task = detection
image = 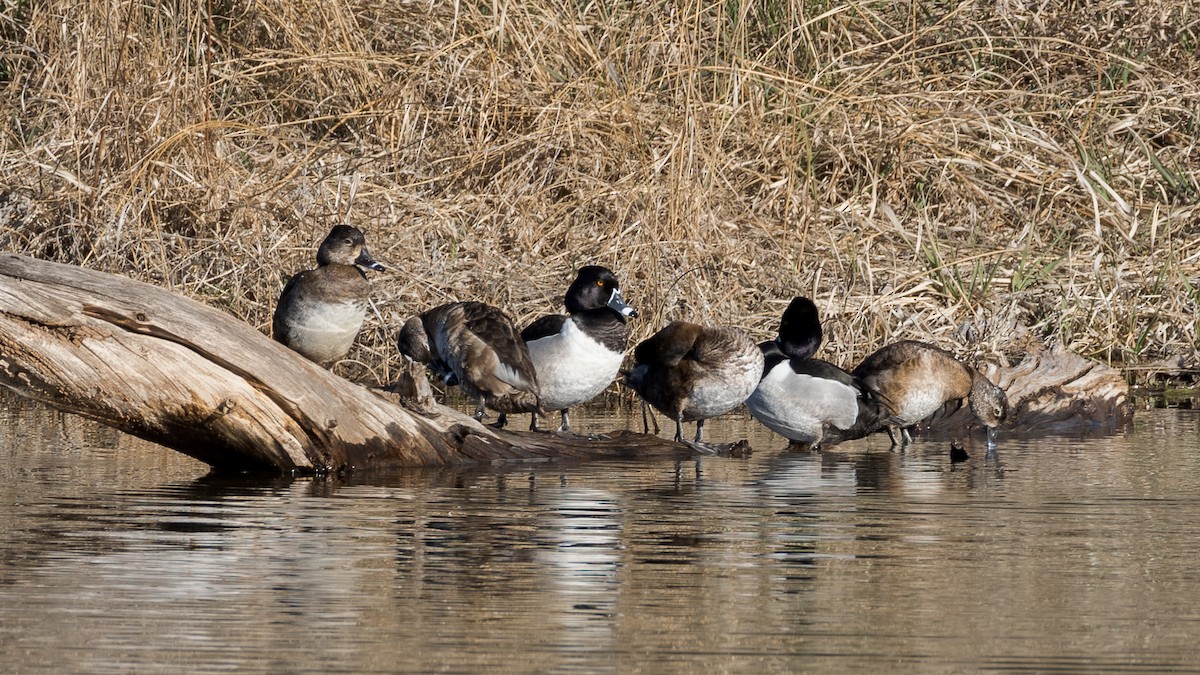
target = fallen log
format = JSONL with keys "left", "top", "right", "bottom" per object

{"left": 982, "top": 342, "right": 1133, "bottom": 433}
{"left": 0, "top": 255, "right": 1135, "bottom": 470}
{"left": 919, "top": 342, "right": 1133, "bottom": 439}
{"left": 0, "top": 254, "right": 692, "bottom": 473}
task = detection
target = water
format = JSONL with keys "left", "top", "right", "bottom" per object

{"left": 2, "top": 391, "right": 1199, "bottom": 673}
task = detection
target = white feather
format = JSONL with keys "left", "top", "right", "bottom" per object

{"left": 746, "top": 363, "right": 861, "bottom": 443}
{"left": 285, "top": 300, "right": 365, "bottom": 363}
{"left": 526, "top": 320, "right": 623, "bottom": 411}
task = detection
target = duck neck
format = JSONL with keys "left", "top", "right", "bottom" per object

{"left": 967, "top": 369, "right": 1006, "bottom": 427}
{"left": 777, "top": 330, "right": 820, "bottom": 361}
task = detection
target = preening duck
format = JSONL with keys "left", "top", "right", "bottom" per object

{"left": 746, "top": 297, "right": 889, "bottom": 450}
{"left": 398, "top": 301, "right": 543, "bottom": 423}
{"left": 625, "top": 320, "right": 763, "bottom": 452}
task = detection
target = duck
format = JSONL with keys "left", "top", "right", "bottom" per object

{"left": 500, "top": 266, "right": 638, "bottom": 432}
{"left": 397, "top": 301, "right": 543, "bottom": 423}
{"left": 272, "top": 224, "right": 385, "bottom": 367}
{"left": 625, "top": 320, "right": 764, "bottom": 452}
{"left": 851, "top": 340, "right": 1009, "bottom": 446}
{"left": 745, "top": 297, "right": 889, "bottom": 450}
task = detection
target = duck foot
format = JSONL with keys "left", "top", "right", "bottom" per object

{"left": 681, "top": 438, "right": 752, "bottom": 458}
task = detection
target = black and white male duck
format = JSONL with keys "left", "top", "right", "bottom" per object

{"left": 272, "top": 224, "right": 385, "bottom": 367}
{"left": 625, "top": 320, "right": 764, "bottom": 452}
{"left": 745, "top": 297, "right": 889, "bottom": 450}
{"left": 397, "top": 301, "right": 544, "bottom": 423}
{"left": 851, "top": 340, "right": 1009, "bottom": 446}
{"left": 500, "top": 265, "right": 638, "bottom": 432}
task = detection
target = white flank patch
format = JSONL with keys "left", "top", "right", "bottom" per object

{"left": 526, "top": 320, "right": 623, "bottom": 410}
{"left": 746, "top": 365, "right": 860, "bottom": 443}
{"left": 895, "top": 384, "right": 950, "bottom": 426}
{"left": 683, "top": 348, "right": 762, "bottom": 421}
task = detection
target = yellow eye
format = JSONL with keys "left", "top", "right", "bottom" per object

{"left": 596, "top": 280, "right": 604, "bottom": 287}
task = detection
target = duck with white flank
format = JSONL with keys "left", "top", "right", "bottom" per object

{"left": 500, "top": 266, "right": 637, "bottom": 432}
{"left": 745, "top": 297, "right": 889, "bottom": 450}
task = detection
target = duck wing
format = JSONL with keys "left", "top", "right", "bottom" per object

{"left": 688, "top": 325, "right": 752, "bottom": 366}
{"left": 633, "top": 321, "right": 701, "bottom": 367}
{"left": 449, "top": 302, "right": 539, "bottom": 393}
{"left": 795, "top": 359, "right": 891, "bottom": 440}
{"left": 851, "top": 342, "right": 913, "bottom": 377}
{"left": 271, "top": 269, "right": 309, "bottom": 341}
{"left": 521, "top": 314, "right": 568, "bottom": 343}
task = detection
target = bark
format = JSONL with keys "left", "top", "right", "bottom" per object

{"left": 930, "top": 342, "right": 1132, "bottom": 438}
{"left": 0, "top": 254, "right": 690, "bottom": 473}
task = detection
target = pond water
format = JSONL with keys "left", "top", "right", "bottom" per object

{"left": 1, "top": 392, "right": 1199, "bottom": 673}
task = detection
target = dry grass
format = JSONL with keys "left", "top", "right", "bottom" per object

{"left": 2, "top": 0, "right": 1198, "bottom": 387}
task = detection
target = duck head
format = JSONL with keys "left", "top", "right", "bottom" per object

{"left": 565, "top": 265, "right": 638, "bottom": 320}
{"left": 316, "top": 224, "right": 385, "bottom": 272}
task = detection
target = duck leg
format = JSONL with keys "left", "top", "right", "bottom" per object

{"left": 887, "top": 425, "right": 909, "bottom": 448}
{"left": 480, "top": 401, "right": 508, "bottom": 429}
{"left": 551, "top": 408, "right": 597, "bottom": 440}
{"left": 678, "top": 417, "right": 721, "bottom": 455}
{"left": 641, "top": 400, "right": 660, "bottom": 435}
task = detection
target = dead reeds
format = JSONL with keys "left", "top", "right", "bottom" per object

{"left": 1, "top": 0, "right": 1197, "bottom": 387}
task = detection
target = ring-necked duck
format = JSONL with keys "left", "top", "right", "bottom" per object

{"left": 502, "top": 266, "right": 637, "bottom": 432}
{"left": 625, "top": 320, "right": 764, "bottom": 452}
{"left": 851, "top": 340, "right": 1008, "bottom": 446}
{"left": 398, "top": 301, "right": 543, "bottom": 423}
{"left": 272, "top": 224, "right": 384, "bottom": 367}
{"left": 745, "top": 297, "right": 889, "bottom": 449}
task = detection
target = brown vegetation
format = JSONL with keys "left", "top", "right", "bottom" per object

{"left": 2, "top": 0, "right": 1197, "bottom": 390}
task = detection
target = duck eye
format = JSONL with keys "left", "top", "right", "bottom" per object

{"left": 596, "top": 280, "right": 604, "bottom": 287}
{"left": 343, "top": 238, "right": 353, "bottom": 245}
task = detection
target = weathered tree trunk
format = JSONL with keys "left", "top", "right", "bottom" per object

{"left": 981, "top": 343, "right": 1133, "bottom": 433}
{"left": 927, "top": 342, "right": 1132, "bottom": 438}
{"left": 0, "top": 254, "right": 691, "bottom": 473}
{"left": 0, "top": 255, "right": 1134, "bottom": 471}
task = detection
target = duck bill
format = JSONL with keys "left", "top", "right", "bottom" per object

{"left": 986, "top": 425, "right": 997, "bottom": 447}
{"left": 608, "top": 289, "right": 638, "bottom": 318}
{"left": 356, "top": 247, "right": 386, "bottom": 272}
